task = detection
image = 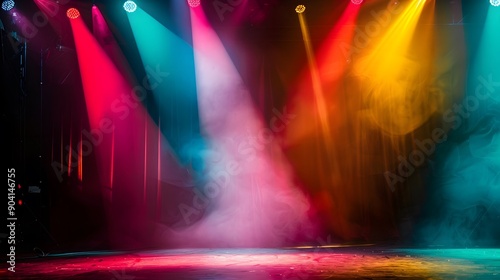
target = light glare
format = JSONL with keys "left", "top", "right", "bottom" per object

{"left": 123, "top": 0, "right": 137, "bottom": 13}
{"left": 66, "top": 8, "right": 80, "bottom": 19}
{"left": 295, "top": 5, "right": 306, "bottom": 14}
{"left": 1, "top": 0, "right": 14, "bottom": 11}
{"left": 187, "top": 0, "right": 201, "bottom": 8}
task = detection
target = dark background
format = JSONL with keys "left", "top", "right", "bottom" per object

{"left": 1, "top": 0, "right": 496, "bottom": 255}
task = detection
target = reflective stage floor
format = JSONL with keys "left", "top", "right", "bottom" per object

{"left": 3, "top": 247, "right": 500, "bottom": 279}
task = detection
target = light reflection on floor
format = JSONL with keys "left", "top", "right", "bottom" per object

{"left": 4, "top": 247, "right": 500, "bottom": 279}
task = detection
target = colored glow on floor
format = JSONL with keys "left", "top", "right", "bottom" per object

{"left": 8, "top": 248, "right": 500, "bottom": 279}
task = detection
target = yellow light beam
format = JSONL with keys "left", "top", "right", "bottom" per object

{"left": 297, "top": 12, "right": 333, "bottom": 147}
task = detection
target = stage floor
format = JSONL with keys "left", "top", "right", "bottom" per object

{"left": 4, "top": 247, "right": 500, "bottom": 279}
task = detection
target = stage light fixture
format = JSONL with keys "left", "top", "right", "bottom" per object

{"left": 295, "top": 5, "right": 306, "bottom": 13}
{"left": 351, "top": 0, "right": 363, "bottom": 4}
{"left": 1, "top": 0, "right": 15, "bottom": 11}
{"left": 491, "top": 0, "right": 500, "bottom": 7}
{"left": 66, "top": 8, "right": 80, "bottom": 19}
{"left": 187, "top": 0, "right": 201, "bottom": 8}
{"left": 123, "top": 0, "right": 137, "bottom": 13}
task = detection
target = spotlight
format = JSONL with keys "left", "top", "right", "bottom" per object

{"left": 187, "top": 0, "right": 201, "bottom": 8}
{"left": 1, "top": 0, "right": 14, "bottom": 11}
{"left": 295, "top": 5, "right": 306, "bottom": 14}
{"left": 66, "top": 8, "right": 80, "bottom": 19}
{"left": 123, "top": 0, "right": 137, "bottom": 13}
{"left": 491, "top": 0, "right": 500, "bottom": 7}
{"left": 351, "top": 0, "right": 363, "bottom": 4}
